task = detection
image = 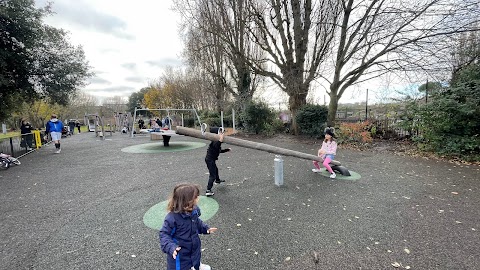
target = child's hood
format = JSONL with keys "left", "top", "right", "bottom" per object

{"left": 179, "top": 206, "right": 201, "bottom": 219}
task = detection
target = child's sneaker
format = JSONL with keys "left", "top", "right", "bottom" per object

{"left": 214, "top": 179, "right": 225, "bottom": 184}
{"left": 330, "top": 173, "right": 336, "bottom": 179}
{"left": 205, "top": 190, "right": 214, "bottom": 197}
{"left": 312, "top": 168, "right": 322, "bottom": 173}
{"left": 200, "top": 263, "right": 211, "bottom": 270}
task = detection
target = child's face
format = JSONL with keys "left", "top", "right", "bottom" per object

{"left": 325, "top": 134, "right": 332, "bottom": 140}
{"left": 194, "top": 196, "right": 200, "bottom": 205}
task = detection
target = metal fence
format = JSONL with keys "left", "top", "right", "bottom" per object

{"left": 0, "top": 132, "right": 44, "bottom": 158}
{"left": 337, "top": 118, "right": 418, "bottom": 139}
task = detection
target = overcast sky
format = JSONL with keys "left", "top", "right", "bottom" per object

{"left": 33, "top": 0, "right": 411, "bottom": 107}
{"left": 35, "top": 0, "right": 184, "bottom": 102}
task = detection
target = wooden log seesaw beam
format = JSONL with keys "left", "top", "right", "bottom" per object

{"left": 176, "top": 126, "right": 344, "bottom": 166}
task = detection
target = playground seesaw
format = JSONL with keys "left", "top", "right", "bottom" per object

{"left": 175, "top": 126, "right": 351, "bottom": 176}
{"left": 150, "top": 130, "right": 182, "bottom": 147}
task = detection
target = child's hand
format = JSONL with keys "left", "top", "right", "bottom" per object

{"left": 207, "top": 228, "right": 218, "bottom": 234}
{"left": 172, "top": 246, "right": 181, "bottom": 259}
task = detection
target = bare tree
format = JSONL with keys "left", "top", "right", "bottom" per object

{"left": 200, "top": 0, "right": 266, "bottom": 111}
{"left": 181, "top": 12, "right": 230, "bottom": 112}
{"left": 67, "top": 91, "right": 99, "bottom": 119}
{"left": 174, "top": 0, "right": 266, "bottom": 113}
{"left": 145, "top": 67, "right": 218, "bottom": 111}
{"left": 321, "top": 0, "right": 480, "bottom": 126}
{"left": 102, "top": 96, "right": 128, "bottom": 115}
{"left": 243, "top": 0, "right": 341, "bottom": 134}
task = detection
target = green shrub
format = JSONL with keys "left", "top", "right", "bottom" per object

{"left": 296, "top": 104, "right": 328, "bottom": 136}
{"left": 203, "top": 117, "right": 222, "bottom": 128}
{"left": 415, "top": 64, "right": 480, "bottom": 161}
{"left": 241, "top": 101, "right": 275, "bottom": 134}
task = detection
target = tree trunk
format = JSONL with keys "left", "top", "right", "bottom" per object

{"left": 327, "top": 90, "right": 338, "bottom": 127}
{"left": 288, "top": 91, "right": 307, "bottom": 135}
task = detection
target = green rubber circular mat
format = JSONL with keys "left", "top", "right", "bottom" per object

{"left": 121, "top": 142, "right": 206, "bottom": 153}
{"left": 318, "top": 170, "right": 361, "bottom": 181}
{"left": 143, "top": 196, "right": 219, "bottom": 230}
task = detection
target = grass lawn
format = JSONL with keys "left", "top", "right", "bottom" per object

{"left": 0, "top": 131, "right": 20, "bottom": 140}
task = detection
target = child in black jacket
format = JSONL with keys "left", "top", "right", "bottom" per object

{"left": 205, "top": 129, "right": 231, "bottom": 196}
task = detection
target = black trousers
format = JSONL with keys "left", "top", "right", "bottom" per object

{"left": 205, "top": 158, "right": 220, "bottom": 190}
{"left": 21, "top": 134, "right": 33, "bottom": 148}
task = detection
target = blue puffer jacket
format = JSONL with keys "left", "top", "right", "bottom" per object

{"left": 45, "top": 119, "right": 64, "bottom": 133}
{"left": 159, "top": 206, "right": 210, "bottom": 270}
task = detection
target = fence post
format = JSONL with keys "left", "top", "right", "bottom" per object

{"left": 9, "top": 137, "right": 14, "bottom": 156}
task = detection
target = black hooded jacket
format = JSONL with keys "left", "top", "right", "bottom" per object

{"left": 205, "top": 141, "right": 229, "bottom": 161}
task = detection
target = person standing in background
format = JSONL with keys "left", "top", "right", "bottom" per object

{"left": 68, "top": 119, "right": 76, "bottom": 135}
{"left": 20, "top": 119, "right": 34, "bottom": 150}
{"left": 76, "top": 120, "right": 81, "bottom": 133}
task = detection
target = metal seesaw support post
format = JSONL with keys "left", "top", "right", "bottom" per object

{"left": 274, "top": 155, "right": 284, "bottom": 186}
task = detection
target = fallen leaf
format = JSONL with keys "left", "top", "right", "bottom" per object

{"left": 236, "top": 224, "right": 242, "bottom": 227}
{"left": 285, "top": 257, "right": 291, "bottom": 261}
{"left": 451, "top": 192, "right": 459, "bottom": 195}
{"left": 404, "top": 248, "right": 410, "bottom": 254}
{"left": 391, "top": 262, "right": 401, "bottom": 268}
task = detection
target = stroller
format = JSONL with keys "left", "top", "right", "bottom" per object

{"left": 61, "top": 126, "right": 71, "bottom": 137}
{"left": 0, "top": 152, "right": 21, "bottom": 170}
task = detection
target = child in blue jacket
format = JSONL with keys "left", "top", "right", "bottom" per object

{"left": 45, "top": 114, "right": 64, "bottom": 153}
{"left": 159, "top": 183, "right": 217, "bottom": 270}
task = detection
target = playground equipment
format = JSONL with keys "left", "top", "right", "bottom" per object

{"left": 84, "top": 113, "right": 113, "bottom": 139}
{"left": 150, "top": 130, "right": 182, "bottom": 146}
{"left": 176, "top": 126, "right": 352, "bottom": 177}
{"left": 131, "top": 108, "right": 202, "bottom": 138}
{"left": 114, "top": 112, "right": 132, "bottom": 133}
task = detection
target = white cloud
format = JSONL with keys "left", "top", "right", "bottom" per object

{"left": 35, "top": 0, "right": 184, "bottom": 101}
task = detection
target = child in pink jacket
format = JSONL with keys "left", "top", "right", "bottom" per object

{"left": 312, "top": 128, "right": 337, "bottom": 178}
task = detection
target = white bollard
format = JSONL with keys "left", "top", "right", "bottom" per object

{"left": 274, "top": 155, "right": 284, "bottom": 186}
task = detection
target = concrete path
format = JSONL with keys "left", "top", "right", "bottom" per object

{"left": 0, "top": 131, "right": 478, "bottom": 270}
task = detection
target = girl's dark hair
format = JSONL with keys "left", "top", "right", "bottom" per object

{"left": 167, "top": 183, "right": 200, "bottom": 213}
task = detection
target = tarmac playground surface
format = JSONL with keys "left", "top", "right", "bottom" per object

{"left": 0, "top": 131, "right": 479, "bottom": 270}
